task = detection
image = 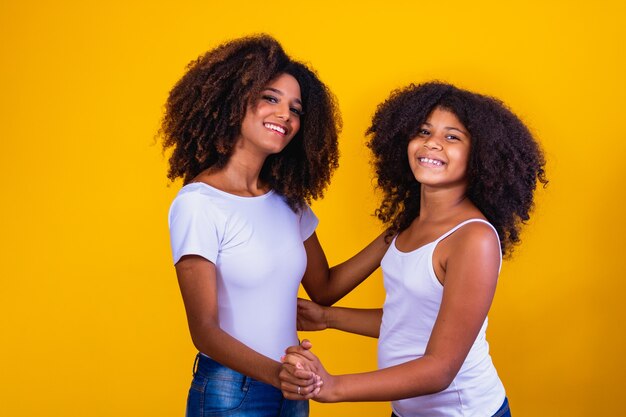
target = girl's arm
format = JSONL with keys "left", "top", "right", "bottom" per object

{"left": 176, "top": 255, "right": 317, "bottom": 393}
{"left": 301, "top": 231, "right": 390, "bottom": 306}
{"left": 283, "top": 223, "right": 501, "bottom": 401}
{"left": 297, "top": 298, "right": 382, "bottom": 338}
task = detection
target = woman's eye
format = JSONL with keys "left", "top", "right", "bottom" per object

{"left": 262, "top": 95, "right": 278, "bottom": 103}
{"left": 290, "top": 107, "right": 303, "bottom": 116}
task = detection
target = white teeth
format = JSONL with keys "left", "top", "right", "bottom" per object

{"left": 265, "top": 123, "right": 286, "bottom": 134}
{"left": 419, "top": 157, "right": 443, "bottom": 166}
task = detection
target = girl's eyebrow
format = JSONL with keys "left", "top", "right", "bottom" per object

{"left": 446, "top": 127, "right": 469, "bottom": 136}
{"left": 263, "top": 87, "right": 302, "bottom": 105}
{"left": 421, "top": 122, "right": 468, "bottom": 136}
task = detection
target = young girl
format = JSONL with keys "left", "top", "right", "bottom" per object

{"left": 161, "top": 35, "right": 351, "bottom": 416}
{"left": 279, "top": 81, "right": 547, "bottom": 417}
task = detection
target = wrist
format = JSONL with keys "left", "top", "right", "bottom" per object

{"left": 324, "top": 306, "right": 333, "bottom": 329}
{"left": 322, "top": 374, "right": 342, "bottom": 403}
{"left": 270, "top": 361, "right": 283, "bottom": 389}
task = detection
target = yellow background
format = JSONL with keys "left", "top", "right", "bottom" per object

{"left": 1, "top": 1, "right": 624, "bottom": 416}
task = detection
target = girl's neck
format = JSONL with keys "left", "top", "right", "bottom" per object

{"left": 417, "top": 186, "right": 472, "bottom": 223}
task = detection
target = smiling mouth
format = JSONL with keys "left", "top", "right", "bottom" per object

{"left": 264, "top": 123, "right": 286, "bottom": 135}
{"left": 418, "top": 157, "right": 445, "bottom": 166}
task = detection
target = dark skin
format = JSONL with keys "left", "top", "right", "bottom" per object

{"left": 279, "top": 109, "right": 502, "bottom": 403}
{"left": 175, "top": 74, "right": 390, "bottom": 394}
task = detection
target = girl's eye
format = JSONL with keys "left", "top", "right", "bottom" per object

{"left": 290, "top": 107, "right": 303, "bottom": 116}
{"left": 446, "top": 135, "right": 460, "bottom": 141}
{"left": 419, "top": 129, "right": 430, "bottom": 136}
{"left": 262, "top": 95, "right": 279, "bottom": 103}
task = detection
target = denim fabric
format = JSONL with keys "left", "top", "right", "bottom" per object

{"left": 491, "top": 397, "right": 511, "bottom": 417}
{"left": 186, "top": 353, "right": 309, "bottom": 417}
{"left": 390, "top": 397, "right": 511, "bottom": 417}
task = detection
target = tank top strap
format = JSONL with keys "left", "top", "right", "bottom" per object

{"left": 437, "top": 216, "right": 491, "bottom": 236}
{"left": 434, "top": 219, "right": 502, "bottom": 269}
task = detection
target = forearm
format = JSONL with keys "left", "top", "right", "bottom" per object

{"left": 176, "top": 258, "right": 287, "bottom": 389}
{"left": 327, "top": 307, "right": 382, "bottom": 338}
{"left": 320, "top": 261, "right": 381, "bottom": 306}
{"left": 305, "top": 232, "right": 389, "bottom": 306}
{"left": 192, "top": 325, "right": 282, "bottom": 388}
{"left": 325, "top": 356, "right": 451, "bottom": 402}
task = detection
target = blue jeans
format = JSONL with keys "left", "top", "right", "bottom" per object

{"left": 491, "top": 397, "right": 511, "bottom": 417}
{"left": 390, "top": 397, "right": 511, "bottom": 417}
{"left": 186, "top": 353, "right": 309, "bottom": 417}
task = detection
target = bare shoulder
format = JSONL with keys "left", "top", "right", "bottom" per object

{"left": 438, "top": 220, "right": 501, "bottom": 272}
{"left": 448, "top": 221, "right": 499, "bottom": 250}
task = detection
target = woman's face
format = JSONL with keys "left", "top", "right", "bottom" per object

{"left": 238, "top": 73, "right": 303, "bottom": 157}
{"left": 407, "top": 107, "right": 471, "bottom": 190}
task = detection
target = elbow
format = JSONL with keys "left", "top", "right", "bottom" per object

{"left": 309, "top": 293, "right": 335, "bottom": 306}
{"left": 419, "top": 358, "right": 460, "bottom": 394}
{"left": 188, "top": 323, "right": 220, "bottom": 356}
{"left": 190, "top": 333, "right": 210, "bottom": 355}
{"left": 306, "top": 288, "right": 337, "bottom": 306}
{"left": 427, "top": 373, "right": 455, "bottom": 394}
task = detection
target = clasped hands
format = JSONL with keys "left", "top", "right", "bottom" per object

{"left": 279, "top": 339, "right": 332, "bottom": 401}
{"left": 279, "top": 298, "right": 333, "bottom": 401}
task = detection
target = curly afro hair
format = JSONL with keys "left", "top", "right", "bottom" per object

{"left": 367, "top": 81, "right": 547, "bottom": 255}
{"left": 160, "top": 34, "right": 341, "bottom": 210}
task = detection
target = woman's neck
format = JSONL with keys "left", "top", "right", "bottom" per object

{"left": 194, "top": 149, "right": 269, "bottom": 197}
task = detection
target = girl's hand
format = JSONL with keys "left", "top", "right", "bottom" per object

{"left": 280, "top": 342, "right": 336, "bottom": 402}
{"left": 279, "top": 340, "right": 322, "bottom": 400}
{"left": 297, "top": 298, "right": 329, "bottom": 331}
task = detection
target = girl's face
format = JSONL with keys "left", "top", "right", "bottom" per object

{"left": 407, "top": 107, "right": 471, "bottom": 190}
{"left": 238, "top": 73, "right": 303, "bottom": 157}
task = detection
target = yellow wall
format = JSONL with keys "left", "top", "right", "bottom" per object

{"left": 1, "top": 1, "right": 624, "bottom": 415}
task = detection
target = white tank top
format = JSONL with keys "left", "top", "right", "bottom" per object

{"left": 378, "top": 219, "right": 505, "bottom": 417}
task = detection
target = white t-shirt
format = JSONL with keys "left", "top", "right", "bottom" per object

{"left": 378, "top": 219, "right": 505, "bottom": 417}
{"left": 168, "top": 182, "right": 318, "bottom": 361}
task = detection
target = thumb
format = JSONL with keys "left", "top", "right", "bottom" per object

{"left": 300, "top": 339, "right": 313, "bottom": 350}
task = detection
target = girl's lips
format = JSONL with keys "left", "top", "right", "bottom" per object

{"left": 418, "top": 157, "right": 445, "bottom": 166}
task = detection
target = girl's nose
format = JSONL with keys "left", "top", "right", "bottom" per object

{"left": 423, "top": 135, "right": 442, "bottom": 150}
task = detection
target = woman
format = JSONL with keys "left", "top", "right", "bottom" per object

{"left": 161, "top": 34, "right": 343, "bottom": 416}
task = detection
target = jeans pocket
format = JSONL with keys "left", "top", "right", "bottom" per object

{"left": 187, "top": 371, "right": 250, "bottom": 417}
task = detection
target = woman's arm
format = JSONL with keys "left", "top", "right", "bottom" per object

{"left": 301, "top": 231, "right": 390, "bottom": 306}
{"left": 283, "top": 223, "right": 501, "bottom": 401}
{"left": 176, "top": 255, "right": 317, "bottom": 392}
{"left": 297, "top": 298, "right": 382, "bottom": 338}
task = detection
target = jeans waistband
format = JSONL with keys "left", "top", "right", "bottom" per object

{"left": 192, "top": 353, "right": 248, "bottom": 385}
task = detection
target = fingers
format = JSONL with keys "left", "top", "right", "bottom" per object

{"left": 279, "top": 354, "right": 324, "bottom": 401}
{"left": 285, "top": 345, "right": 318, "bottom": 362}
{"left": 300, "top": 338, "right": 313, "bottom": 350}
{"left": 297, "top": 297, "right": 311, "bottom": 308}
{"left": 281, "top": 353, "right": 320, "bottom": 376}
{"left": 280, "top": 375, "right": 323, "bottom": 400}
{"left": 279, "top": 362, "right": 317, "bottom": 385}
{"left": 282, "top": 353, "right": 309, "bottom": 368}
{"left": 281, "top": 352, "right": 316, "bottom": 372}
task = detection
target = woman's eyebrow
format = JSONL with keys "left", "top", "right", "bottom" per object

{"left": 263, "top": 87, "right": 302, "bottom": 105}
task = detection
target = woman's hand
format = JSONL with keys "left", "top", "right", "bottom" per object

{"left": 297, "top": 298, "right": 329, "bottom": 331}
{"left": 279, "top": 340, "right": 322, "bottom": 399}
{"left": 280, "top": 340, "right": 336, "bottom": 402}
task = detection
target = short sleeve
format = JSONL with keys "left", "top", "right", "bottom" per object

{"left": 168, "top": 191, "right": 221, "bottom": 265}
{"left": 299, "top": 205, "right": 319, "bottom": 241}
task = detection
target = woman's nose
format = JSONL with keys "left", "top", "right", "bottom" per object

{"left": 275, "top": 104, "right": 290, "bottom": 121}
